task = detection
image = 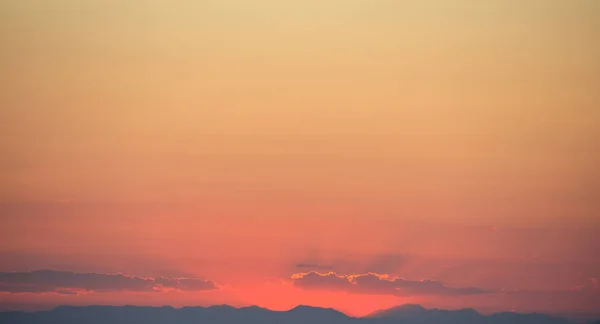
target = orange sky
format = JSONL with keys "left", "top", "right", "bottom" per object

{"left": 1, "top": 0, "right": 599, "bottom": 318}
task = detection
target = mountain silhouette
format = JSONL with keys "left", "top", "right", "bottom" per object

{"left": 0, "top": 304, "right": 586, "bottom": 324}
{"left": 366, "top": 304, "right": 569, "bottom": 324}
{"left": 368, "top": 304, "right": 429, "bottom": 317}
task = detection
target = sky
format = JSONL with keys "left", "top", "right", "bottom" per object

{"left": 1, "top": 0, "right": 599, "bottom": 319}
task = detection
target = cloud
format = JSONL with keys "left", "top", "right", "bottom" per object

{"left": 291, "top": 271, "right": 487, "bottom": 297}
{"left": 154, "top": 277, "right": 217, "bottom": 291}
{"left": 0, "top": 270, "right": 218, "bottom": 294}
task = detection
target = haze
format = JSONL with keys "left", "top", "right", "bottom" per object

{"left": 1, "top": 0, "right": 599, "bottom": 318}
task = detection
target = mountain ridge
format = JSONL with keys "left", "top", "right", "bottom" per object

{"left": 0, "top": 304, "right": 595, "bottom": 324}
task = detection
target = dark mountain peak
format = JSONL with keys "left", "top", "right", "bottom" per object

{"left": 453, "top": 307, "right": 480, "bottom": 316}
{"left": 240, "top": 305, "right": 267, "bottom": 310}
{"left": 208, "top": 304, "right": 236, "bottom": 310}
{"left": 288, "top": 305, "right": 348, "bottom": 318}
{"left": 239, "top": 305, "right": 270, "bottom": 313}
{"left": 290, "top": 304, "right": 318, "bottom": 310}
{"left": 288, "top": 305, "right": 320, "bottom": 312}
{"left": 393, "top": 304, "right": 427, "bottom": 312}
{"left": 367, "top": 304, "right": 427, "bottom": 317}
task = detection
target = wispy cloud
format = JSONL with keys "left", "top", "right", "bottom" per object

{"left": 0, "top": 270, "right": 218, "bottom": 294}
{"left": 291, "top": 271, "right": 487, "bottom": 296}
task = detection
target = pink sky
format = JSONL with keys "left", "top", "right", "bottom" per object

{"left": 1, "top": 0, "right": 599, "bottom": 318}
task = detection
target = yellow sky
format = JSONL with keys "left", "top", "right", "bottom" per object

{"left": 1, "top": 0, "right": 599, "bottom": 227}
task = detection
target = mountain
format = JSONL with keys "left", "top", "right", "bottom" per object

{"left": 368, "top": 304, "right": 430, "bottom": 317}
{"left": 367, "top": 305, "right": 571, "bottom": 324}
{"left": 0, "top": 304, "right": 581, "bottom": 324}
{"left": 0, "top": 305, "right": 354, "bottom": 324}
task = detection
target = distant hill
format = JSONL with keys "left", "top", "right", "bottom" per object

{"left": 367, "top": 304, "right": 571, "bottom": 324}
{"left": 0, "top": 304, "right": 583, "bottom": 324}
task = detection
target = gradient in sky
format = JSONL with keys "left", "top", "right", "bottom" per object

{"left": 1, "top": 0, "right": 599, "bottom": 319}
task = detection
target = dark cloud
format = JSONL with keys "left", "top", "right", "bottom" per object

{"left": 0, "top": 270, "right": 217, "bottom": 294}
{"left": 292, "top": 271, "right": 487, "bottom": 297}
{"left": 154, "top": 277, "right": 217, "bottom": 291}
{"left": 292, "top": 272, "right": 350, "bottom": 290}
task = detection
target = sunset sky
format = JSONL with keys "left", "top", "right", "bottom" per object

{"left": 1, "top": 0, "right": 599, "bottom": 319}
